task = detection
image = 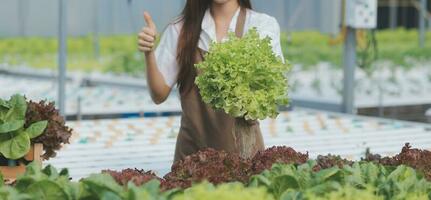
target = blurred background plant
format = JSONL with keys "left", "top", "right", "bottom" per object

{"left": 0, "top": 29, "right": 430, "bottom": 75}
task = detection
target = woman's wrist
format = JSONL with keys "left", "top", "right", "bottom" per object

{"left": 145, "top": 51, "right": 155, "bottom": 57}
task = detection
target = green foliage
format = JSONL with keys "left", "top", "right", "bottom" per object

{"left": 172, "top": 182, "right": 274, "bottom": 200}
{"left": 26, "top": 180, "right": 69, "bottom": 200}
{"left": 281, "top": 29, "right": 431, "bottom": 70}
{"left": 0, "top": 186, "right": 30, "bottom": 200}
{"left": 281, "top": 31, "right": 343, "bottom": 69}
{"left": 0, "top": 160, "right": 430, "bottom": 200}
{"left": 0, "top": 35, "right": 142, "bottom": 74}
{"left": 249, "top": 161, "right": 344, "bottom": 199}
{"left": 79, "top": 173, "right": 125, "bottom": 200}
{"left": 0, "top": 95, "right": 47, "bottom": 159}
{"left": 195, "top": 28, "right": 290, "bottom": 120}
{"left": 356, "top": 30, "right": 378, "bottom": 76}
{"left": 4, "top": 162, "right": 172, "bottom": 200}
{"left": 106, "top": 52, "right": 144, "bottom": 76}
{"left": 1, "top": 29, "right": 429, "bottom": 74}
{"left": 125, "top": 180, "right": 170, "bottom": 200}
{"left": 304, "top": 186, "right": 383, "bottom": 200}
{"left": 249, "top": 161, "right": 431, "bottom": 200}
{"left": 14, "top": 162, "right": 79, "bottom": 200}
{"left": 375, "top": 29, "right": 431, "bottom": 68}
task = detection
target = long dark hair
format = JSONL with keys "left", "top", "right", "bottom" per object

{"left": 176, "top": 0, "right": 252, "bottom": 94}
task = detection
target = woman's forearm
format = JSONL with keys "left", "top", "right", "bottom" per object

{"left": 139, "top": 12, "right": 171, "bottom": 104}
{"left": 145, "top": 52, "right": 171, "bottom": 104}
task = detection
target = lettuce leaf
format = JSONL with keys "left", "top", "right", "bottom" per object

{"left": 172, "top": 182, "right": 274, "bottom": 200}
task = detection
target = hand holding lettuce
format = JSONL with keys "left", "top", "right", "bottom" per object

{"left": 195, "top": 28, "right": 290, "bottom": 121}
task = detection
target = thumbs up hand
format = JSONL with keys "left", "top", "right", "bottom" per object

{"left": 138, "top": 12, "right": 158, "bottom": 54}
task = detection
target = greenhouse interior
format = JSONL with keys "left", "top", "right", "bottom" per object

{"left": 0, "top": 0, "right": 431, "bottom": 199}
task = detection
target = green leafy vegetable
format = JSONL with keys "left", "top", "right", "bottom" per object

{"left": 126, "top": 180, "right": 170, "bottom": 200}
{"left": 195, "top": 28, "right": 290, "bottom": 120}
{"left": 0, "top": 95, "right": 47, "bottom": 159}
{"left": 26, "top": 180, "right": 69, "bottom": 200}
{"left": 4, "top": 95, "right": 27, "bottom": 121}
{"left": 79, "top": 174, "right": 125, "bottom": 200}
{"left": 13, "top": 162, "right": 79, "bottom": 200}
{"left": 0, "top": 186, "right": 31, "bottom": 200}
{"left": 172, "top": 182, "right": 274, "bottom": 200}
{"left": 0, "top": 120, "right": 25, "bottom": 134}
{"left": 304, "top": 186, "right": 383, "bottom": 200}
{"left": 0, "top": 146, "right": 430, "bottom": 200}
{"left": 0, "top": 130, "right": 30, "bottom": 159}
{"left": 0, "top": 95, "right": 26, "bottom": 133}
{"left": 250, "top": 161, "right": 431, "bottom": 200}
{"left": 0, "top": 99, "right": 9, "bottom": 108}
{"left": 25, "top": 121, "right": 48, "bottom": 139}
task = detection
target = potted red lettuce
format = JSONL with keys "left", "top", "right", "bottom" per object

{"left": 0, "top": 94, "right": 72, "bottom": 180}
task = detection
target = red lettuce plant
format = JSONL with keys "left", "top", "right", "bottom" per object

{"left": 251, "top": 146, "right": 309, "bottom": 174}
{"left": 164, "top": 148, "right": 252, "bottom": 186}
{"left": 103, "top": 144, "right": 431, "bottom": 192}
{"left": 394, "top": 143, "right": 431, "bottom": 180}
{"left": 102, "top": 168, "right": 161, "bottom": 186}
{"left": 25, "top": 100, "right": 73, "bottom": 159}
{"left": 313, "top": 154, "right": 354, "bottom": 172}
{"left": 364, "top": 143, "right": 431, "bottom": 180}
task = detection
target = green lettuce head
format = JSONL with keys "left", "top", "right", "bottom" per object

{"left": 195, "top": 28, "right": 290, "bottom": 120}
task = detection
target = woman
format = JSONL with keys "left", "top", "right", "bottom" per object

{"left": 138, "top": 0, "right": 284, "bottom": 162}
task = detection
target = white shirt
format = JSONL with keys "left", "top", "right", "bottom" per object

{"left": 155, "top": 8, "right": 285, "bottom": 88}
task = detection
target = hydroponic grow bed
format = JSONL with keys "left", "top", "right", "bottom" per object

{"left": 46, "top": 108, "right": 431, "bottom": 180}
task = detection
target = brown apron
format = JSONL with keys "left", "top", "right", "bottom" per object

{"left": 173, "top": 8, "right": 265, "bottom": 162}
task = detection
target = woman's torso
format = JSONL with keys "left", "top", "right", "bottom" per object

{"left": 154, "top": 8, "right": 284, "bottom": 162}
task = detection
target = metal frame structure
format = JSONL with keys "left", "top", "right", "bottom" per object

{"left": 419, "top": 0, "right": 428, "bottom": 47}
{"left": 389, "top": 0, "right": 398, "bottom": 29}
{"left": 342, "top": 27, "right": 357, "bottom": 114}
{"left": 58, "top": 0, "right": 67, "bottom": 117}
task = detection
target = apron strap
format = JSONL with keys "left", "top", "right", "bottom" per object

{"left": 235, "top": 7, "right": 247, "bottom": 38}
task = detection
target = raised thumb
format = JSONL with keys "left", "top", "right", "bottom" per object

{"left": 144, "top": 11, "right": 156, "bottom": 29}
